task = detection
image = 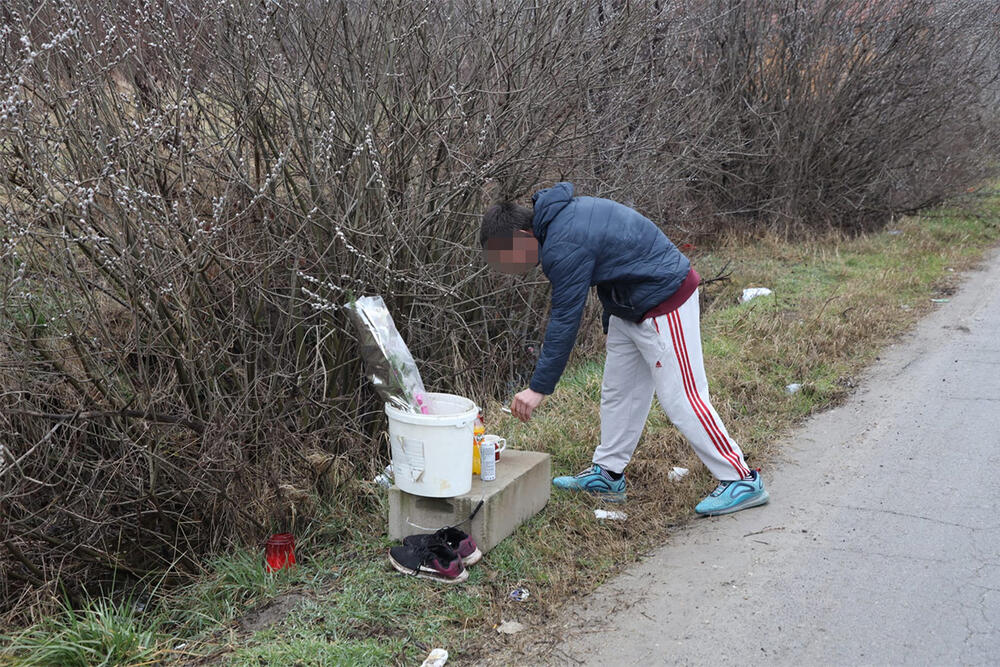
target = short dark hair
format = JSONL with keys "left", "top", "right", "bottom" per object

{"left": 480, "top": 201, "right": 533, "bottom": 248}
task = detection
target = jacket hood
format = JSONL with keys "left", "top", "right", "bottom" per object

{"left": 531, "top": 182, "right": 574, "bottom": 243}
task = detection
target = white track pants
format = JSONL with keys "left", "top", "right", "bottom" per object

{"left": 593, "top": 289, "right": 751, "bottom": 481}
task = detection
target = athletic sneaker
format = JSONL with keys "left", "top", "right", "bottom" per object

{"left": 402, "top": 527, "right": 482, "bottom": 566}
{"left": 388, "top": 542, "right": 468, "bottom": 583}
{"left": 552, "top": 464, "right": 626, "bottom": 503}
{"left": 695, "top": 469, "right": 769, "bottom": 516}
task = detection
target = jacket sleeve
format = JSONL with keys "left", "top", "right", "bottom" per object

{"left": 529, "top": 245, "right": 596, "bottom": 395}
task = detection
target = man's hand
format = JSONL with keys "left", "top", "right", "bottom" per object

{"left": 511, "top": 388, "right": 545, "bottom": 422}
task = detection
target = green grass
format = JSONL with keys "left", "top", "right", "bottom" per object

{"left": 4, "top": 191, "right": 998, "bottom": 666}
{"left": 0, "top": 596, "right": 165, "bottom": 667}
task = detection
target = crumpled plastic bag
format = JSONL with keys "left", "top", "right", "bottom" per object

{"left": 739, "top": 287, "right": 773, "bottom": 303}
{"left": 344, "top": 296, "right": 429, "bottom": 413}
{"left": 420, "top": 648, "right": 448, "bottom": 667}
{"left": 667, "top": 466, "right": 689, "bottom": 481}
{"left": 496, "top": 620, "right": 527, "bottom": 634}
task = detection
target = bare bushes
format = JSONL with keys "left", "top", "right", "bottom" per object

{"left": 665, "top": 0, "right": 1000, "bottom": 229}
{"left": 0, "top": 0, "right": 997, "bottom": 615}
{"left": 0, "top": 0, "right": 662, "bottom": 614}
{"left": 582, "top": 0, "right": 1000, "bottom": 230}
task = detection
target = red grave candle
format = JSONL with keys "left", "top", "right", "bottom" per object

{"left": 264, "top": 533, "right": 296, "bottom": 572}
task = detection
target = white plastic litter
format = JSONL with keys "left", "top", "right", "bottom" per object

{"left": 509, "top": 587, "right": 530, "bottom": 602}
{"left": 420, "top": 648, "right": 449, "bottom": 667}
{"left": 739, "top": 287, "right": 773, "bottom": 303}
{"left": 594, "top": 509, "right": 628, "bottom": 520}
{"left": 785, "top": 383, "right": 802, "bottom": 394}
{"left": 373, "top": 465, "right": 394, "bottom": 488}
{"left": 496, "top": 620, "right": 527, "bottom": 635}
{"left": 667, "top": 466, "right": 690, "bottom": 482}
{"left": 887, "top": 230, "right": 903, "bottom": 235}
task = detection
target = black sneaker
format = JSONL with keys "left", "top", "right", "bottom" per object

{"left": 402, "top": 527, "right": 482, "bottom": 566}
{"left": 387, "top": 542, "right": 468, "bottom": 583}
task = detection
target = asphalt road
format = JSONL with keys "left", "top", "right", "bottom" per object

{"left": 538, "top": 248, "right": 1000, "bottom": 666}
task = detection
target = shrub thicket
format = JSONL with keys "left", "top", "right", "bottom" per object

{"left": 1, "top": 0, "right": 997, "bottom": 617}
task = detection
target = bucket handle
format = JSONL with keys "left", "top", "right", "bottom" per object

{"left": 453, "top": 410, "right": 478, "bottom": 429}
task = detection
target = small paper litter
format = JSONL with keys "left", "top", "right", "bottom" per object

{"left": 420, "top": 648, "right": 448, "bottom": 667}
{"left": 667, "top": 466, "right": 690, "bottom": 482}
{"left": 739, "top": 287, "right": 773, "bottom": 303}
{"left": 496, "top": 620, "right": 527, "bottom": 635}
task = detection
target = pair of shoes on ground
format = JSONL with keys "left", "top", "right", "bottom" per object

{"left": 553, "top": 464, "right": 769, "bottom": 516}
{"left": 388, "top": 526, "right": 482, "bottom": 584}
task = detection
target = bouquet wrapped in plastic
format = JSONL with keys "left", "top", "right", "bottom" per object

{"left": 344, "top": 295, "right": 430, "bottom": 414}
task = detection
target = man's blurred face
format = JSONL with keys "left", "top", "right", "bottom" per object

{"left": 484, "top": 230, "right": 539, "bottom": 275}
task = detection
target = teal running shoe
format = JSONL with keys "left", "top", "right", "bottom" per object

{"left": 553, "top": 464, "right": 626, "bottom": 503}
{"left": 695, "top": 469, "right": 769, "bottom": 516}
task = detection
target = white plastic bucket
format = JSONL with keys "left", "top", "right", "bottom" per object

{"left": 385, "top": 392, "right": 477, "bottom": 498}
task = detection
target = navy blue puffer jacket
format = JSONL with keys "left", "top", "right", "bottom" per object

{"left": 528, "top": 182, "right": 690, "bottom": 395}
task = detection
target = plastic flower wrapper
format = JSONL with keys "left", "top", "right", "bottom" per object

{"left": 344, "top": 295, "right": 429, "bottom": 414}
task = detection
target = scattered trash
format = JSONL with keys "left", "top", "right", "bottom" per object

{"left": 509, "top": 587, "right": 530, "bottom": 602}
{"left": 739, "top": 287, "right": 773, "bottom": 303}
{"left": 374, "top": 464, "right": 394, "bottom": 487}
{"left": 931, "top": 298, "right": 950, "bottom": 303}
{"left": 785, "top": 383, "right": 802, "bottom": 394}
{"left": 480, "top": 436, "right": 497, "bottom": 481}
{"left": 594, "top": 509, "right": 628, "bottom": 520}
{"left": 420, "top": 648, "right": 449, "bottom": 667}
{"left": 175, "top": 643, "right": 188, "bottom": 651}
{"left": 887, "top": 230, "right": 903, "bottom": 235}
{"left": 496, "top": 620, "right": 527, "bottom": 635}
{"left": 667, "top": 466, "right": 690, "bottom": 482}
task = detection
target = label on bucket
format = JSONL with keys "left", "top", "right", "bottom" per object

{"left": 399, "top": 436, "right": 425, "bottom": 481}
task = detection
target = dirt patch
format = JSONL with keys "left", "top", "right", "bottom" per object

{"left": 237, "top": 591, "right": 312, "bottom": 633}
{"left": 343, "top": 621, "right": 407, "bottom": 642}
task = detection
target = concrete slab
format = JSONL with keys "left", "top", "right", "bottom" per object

{"left": 388, "top": 450, "right": 550, "bottom": 553}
